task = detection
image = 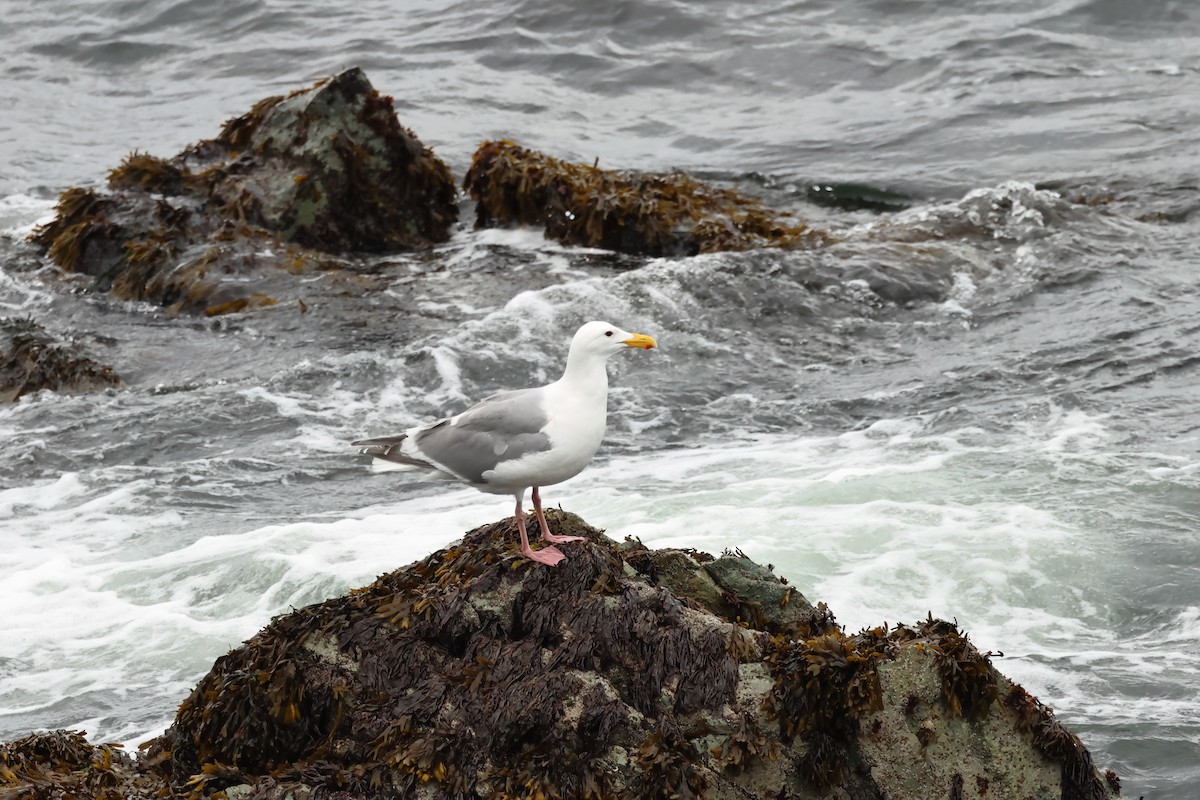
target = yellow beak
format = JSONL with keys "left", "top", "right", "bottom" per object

{"left": 624, "top": 333, "right": 657, "bottom": 350}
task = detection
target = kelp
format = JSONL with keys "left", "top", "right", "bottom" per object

{"left": 464, "top": 140, "right": 831, "bottom": 256}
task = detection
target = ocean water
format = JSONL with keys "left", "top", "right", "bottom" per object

{"left": 2, "top": 0, "right": 1199, "bottom": 796}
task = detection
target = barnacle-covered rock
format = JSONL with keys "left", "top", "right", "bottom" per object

{"left": 0, "top": 316, "right": 120, "bottom": 402}
{"left": 463, "top": 140, "right": 831, "bottom": 256}
{"left": 3, "top": 513, "right": 1122, "bottom": 800}
{"left": 29, "top": 68, "right": 457, "bottom": 316}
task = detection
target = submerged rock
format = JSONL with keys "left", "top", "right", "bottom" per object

{"left": 804, "top": 182, "right": 915, "bottom": 213}
{"left": 0, "top": 317, "right": 120, "bottom": 402}
{"left": 29, "top": 68, "right": 457, "bottom": 316}
{"left": 463, "top": 140, "right": 831, "bottom": 256}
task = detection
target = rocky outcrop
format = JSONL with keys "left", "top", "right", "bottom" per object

{"left": 0, "top": 317, "right": 120, "bottom": 402}
{"left": 29, "top": 68, "right": 457, "bottom": 316}
{"left": 0, "top": 730, "right": 167, "bottom": 799}
{"left": 463, "top": 140, "right": 830, "bottom": 256}
{"left": 0, "top": 512, "right": 1121, "bottom": 800}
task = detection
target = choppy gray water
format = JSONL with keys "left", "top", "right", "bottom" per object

{"left": 2, "top": 0, "right": 1199, "bottom": 796}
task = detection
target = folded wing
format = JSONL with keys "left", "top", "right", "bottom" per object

{"left": 355, "top": 387, "right": 553, "bottom": 486}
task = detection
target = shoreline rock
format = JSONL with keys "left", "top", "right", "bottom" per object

{"left": 1, "top": 513, "right": 1121, "bottom": 799}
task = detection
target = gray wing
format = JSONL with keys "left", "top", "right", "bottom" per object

{"left": 412, "top": 387, "right": 552, "bottom": 484}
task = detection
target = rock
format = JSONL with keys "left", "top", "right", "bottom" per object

{"left": 621, "top": 540, "right": 818, "bottom": 634}
{"left": 463, "top": 140, "right": 831, "bottom": 256}
{"left": 804, "top": 182, "right": 915, "bottom": 213}
{"left": 704, "top": 550, "right": 818, "bottom": 633}
{"left": 194, "top": 67, "right": 457, "bottom": 253}
{"left": 1, "top": 513, "right": 1123, "bottom": 799}
{"left": 0, "top": 317, "right": 120, "bottom": 402}
{"left": 0, "top": 729, "right": 168, "bottom": 798}
{"left": 29, "top": 68, "right": 457, "bottom": 316}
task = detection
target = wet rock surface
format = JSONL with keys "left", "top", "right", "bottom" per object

{"left": 463, "top": 139, "right": 831, "bottom": 256}
{"left": 0, "top": 316, "right": 120, "bottom": 402}
{"left": 29, "top": 68, "right": 457, "bottom": 316}
{"left": 1, "top": 513, "right": 1121, "bottom": 799}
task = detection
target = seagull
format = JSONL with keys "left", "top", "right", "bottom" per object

{"left": 353, "top": 320, "right": 657, "bottom": 566}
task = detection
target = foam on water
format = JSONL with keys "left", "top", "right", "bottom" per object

{"left": 0, "top": 196, "right": 56, "bottom": 311}
{"left": 5, "top": 391, "right": 1195, "bottom": 756}
{"left": 435, "top": 226, "right": 610, "bottom": 276}
{"left": 0, "top": 268, "right": 54, "bottom": 313}
{"left": 561, "top": 407, "right": 1200, "bottom": 745}
{"left": 0, "top": 468, "right": 487, "bottom": 743}
{"left": 0, "top": 193, "right": 55, "bottom": 238}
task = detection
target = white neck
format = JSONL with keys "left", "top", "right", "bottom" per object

{"left": 558, "top": 348, "right": 610, "bottom": 398}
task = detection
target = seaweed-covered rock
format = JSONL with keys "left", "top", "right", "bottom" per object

{"left": 195, "top": 67, "right": 457, "bottom": 253}
{"left": 0, "top": 514, "right": 1121, "bottom": 799}
{"left": 0, "top": 317, "right": 120, "bottom": 402}
{"left": 122, "top": 512, "right": 1116, "bottom": 800}
{"left": 30, "top": 68, "right": 457, "bottom": 316}
{"left": 463, "top": 140, "right": 830, "bottom": 256}
{"left": 0, "top": 729, "right": 168, "bottom": 800}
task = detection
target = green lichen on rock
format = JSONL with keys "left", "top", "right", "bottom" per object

{"left": 463, "top": 139, "right": 831, "bottom": 256}
{"left": 622, "top": 542, "right": 826, "bottom": 637}
{"left": 0, "top": 316, "right": 120, "bottom": 402}
{"left": 2, "top": 514, "right": 1123, "bottom": 800}
{"left": 29, "top": 68, "right": 457, "bottom": 316}
{"left": 850, "top": 614, "right": 1119, "bottom": 800}
{"left": 192, "top": 67, "right": 458, "bottom": 252}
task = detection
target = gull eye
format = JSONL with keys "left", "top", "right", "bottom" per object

{"left": 605, "top": 330, "right": 614, "bottom": 337}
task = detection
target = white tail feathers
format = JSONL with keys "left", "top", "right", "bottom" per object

{"left": 370, "top": 459, "right": 413, "bottom": 473}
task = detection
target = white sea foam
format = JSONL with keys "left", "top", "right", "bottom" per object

{"left": 372, "top": 263, "right": 678, "bottom": 413}
{"left": 432, "top": 227, "right": 610, "bottom": 278}
{"left": 424, "top": 345, "right": 468, "bottom": 407}
{"left": 2, "top": 397, "right": 1196, "bottom": 752}
{"left": 0, "top": 193, "right": 55, "bottom": 237}
{"left": 0, "top": 471, "right": 487, "bottom": 743}
{"left": 940, "top": 271, "right": 977, "bottom": 318}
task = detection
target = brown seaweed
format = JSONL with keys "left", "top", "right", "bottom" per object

{"left": 0, "top": 316, "right": 120, "bottom": 402}
{"left": 463, "top": 139, "right": 831, "bottom": 256}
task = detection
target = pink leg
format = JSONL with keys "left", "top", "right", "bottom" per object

{"left": 533, "top": 487, "right": 585, "bottom": 545}
{"left": 516, "top": 496, "right": 565, "bottom": 566}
